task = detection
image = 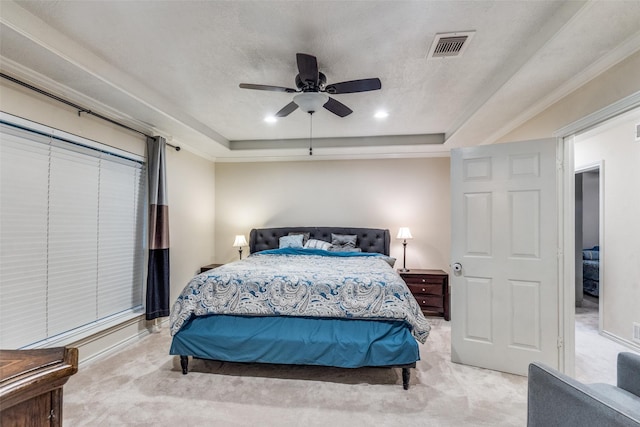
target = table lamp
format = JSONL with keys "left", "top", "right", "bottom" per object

{"left": 233, "top": 235, "right": 248, "bottom": 260}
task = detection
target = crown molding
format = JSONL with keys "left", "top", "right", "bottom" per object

{"left": 1, "top": 2, "right": 230, "bottom": 149}
{"left": 554, "top": 90, "right": 640, "bottom": 138}
{"left": 1, "top": 58, "right": 159, "bottom": 136}
{"left": 481, "top": 30, "right": 640, "bottom": 145}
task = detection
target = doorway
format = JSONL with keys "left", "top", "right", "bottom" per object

{"left": 559, "top": 96, "right": 640, "bottom": 375}
{"left": 574, "top": 165, "right": 602, "bottom": 335}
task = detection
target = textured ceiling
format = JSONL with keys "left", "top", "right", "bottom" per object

{"left": 1, "top": 1, "right": 640, "bottom": 161}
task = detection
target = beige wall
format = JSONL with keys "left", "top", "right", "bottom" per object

{"left": 0, "top": 78, "right": 217, "bottom": 361}
{"left": 574, "top": 109, "right": 640, "bottom": 345}
{"left": 167, "top": 148, "right": 216, "bottom": 294}
{"left": 215, "top": 158, "right": 451, "bottom": 271}
{"left": 498, "top": 50, "right": 640, "bottom": 144}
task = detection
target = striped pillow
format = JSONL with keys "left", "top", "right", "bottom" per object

{"left": 304, "top": 239, "right": 331, "bottom": 250}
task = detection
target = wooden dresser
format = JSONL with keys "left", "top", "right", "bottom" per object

{"left": 0, "top": 347, "right": 78, "bottom": 427}
{"left": 399, "top": 269, "right": 450, "bottom": 320}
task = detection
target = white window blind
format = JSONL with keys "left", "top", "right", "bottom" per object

{"left": 0, "top": 118, "right": 145, "bottom": 349}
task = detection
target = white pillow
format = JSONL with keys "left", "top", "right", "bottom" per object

{"left": 304, "top": 239, "right": 331, "bottom": 250}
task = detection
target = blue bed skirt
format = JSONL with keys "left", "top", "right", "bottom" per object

{"left": 170, "top": 315, "right": 419, "bottom": 368}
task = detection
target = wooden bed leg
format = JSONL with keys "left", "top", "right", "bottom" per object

{"left": 402, "top": 367, "right": 410, "bottom": 390}
{"left": 180, "top": 355, "right": 189, "bottom": 375}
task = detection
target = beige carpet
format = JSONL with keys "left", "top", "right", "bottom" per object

{"left": 574, "top": 296, "right": 636, "bottom": 385}
{"left": 64, "top": 303, "right": 639, "bottom": 426}
{"left": 63, "top": 318, "right": 528, "bottom": 426}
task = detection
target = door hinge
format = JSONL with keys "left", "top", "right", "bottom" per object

{"left": 556, "top": 158, "right": 563, "bottom": 171}
{"left": 557, "top": 336, "right": 564, "bottom": 348}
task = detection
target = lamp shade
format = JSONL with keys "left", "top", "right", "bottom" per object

{"left": 293, "top": 92, "right": 329, "bottom": 113}
{"left": 233, "top": 235, "right": 248, "bottom": 247}
{"left": 397, "top": 227, "right": 413, "bottom": 240}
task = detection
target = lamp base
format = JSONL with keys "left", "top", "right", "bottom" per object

{"left": 399, "top": 240, "right": 409, "bottom": 273}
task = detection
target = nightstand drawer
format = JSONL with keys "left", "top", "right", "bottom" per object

{"left": 406, "top": 283, "right": 442, "bottom": 296}
{"left": 414, "top": 295, "right": 443, "bottom": 309}
{"left": 402, "top": 275, "right": 444, "bottom": 286}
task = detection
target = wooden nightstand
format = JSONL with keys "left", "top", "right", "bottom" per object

{"left": 398, "top": 269, "right": 449, "bottom": 321}
{"left": 200, "top": 263, "right": 223, "bottom": 274}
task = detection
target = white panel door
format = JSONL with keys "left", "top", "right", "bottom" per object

{"left": 450, "top": 139, "right": 560, "bottom": 375}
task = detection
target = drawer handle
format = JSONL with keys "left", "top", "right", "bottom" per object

{"left": 421, "top": 279, "right": 426, "bottom": 283}
{"left": 422, "top": 300, "right": 426, "bottom": 304}
{"left": 421, "top": 288, "right": 426, "bottom": 292}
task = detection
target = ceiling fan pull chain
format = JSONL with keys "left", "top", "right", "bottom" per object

{"left": 309, "top": 112, "right": 313, "bottom": 156}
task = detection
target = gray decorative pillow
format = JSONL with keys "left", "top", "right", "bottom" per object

{"left": 304, "top": 239, "right": 331, "bottom": 250}
{"left": 331, "top": 233, "right": 357, "bottom": 248}
{"left": 288, "top": 232, "right": 311, "bottom": 245}
{"left": 279, "top": 234, "right": 304, "bottom": 248}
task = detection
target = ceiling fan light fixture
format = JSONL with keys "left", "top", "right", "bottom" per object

{"left": 264, "top": 115, "right": 277, "bottom": 123}
{"left": 374, "top": 111, "right": 389, "bottom": 119}
{"left": 240, "top": 53, "right": 379, "bottom": 118}
{"left": 293, "top": 92, "right": 329, "bottom": 113}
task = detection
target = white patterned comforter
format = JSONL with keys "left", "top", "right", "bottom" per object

{"left": 169, "top": 249, "right": 430, "bottom": 343}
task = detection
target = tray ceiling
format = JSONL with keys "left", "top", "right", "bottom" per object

{"left": 1, "top": 1, "right": 639, "bottom": 161}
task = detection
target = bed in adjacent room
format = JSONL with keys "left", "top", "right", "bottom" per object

{"left": 582, "top": 246, "right": 600, "bottom": 297}
{"left": 169, "top": 226, "right": 430, "bottom": 389}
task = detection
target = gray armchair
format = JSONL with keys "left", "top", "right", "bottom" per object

{"left": 528, "top": 352, "right": 640, "bottom": 426}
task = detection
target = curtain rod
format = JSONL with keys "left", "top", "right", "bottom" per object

{"left": 1, "top": 72, "right": 180, "bottom": 151}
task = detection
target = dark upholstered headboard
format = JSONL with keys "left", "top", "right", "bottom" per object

{"left": 249, "top": 227, "right": 391, "bottom": 255}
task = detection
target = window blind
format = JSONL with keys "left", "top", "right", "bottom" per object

{"left": 0, "top": 118, "right": 145, "bottom": 349}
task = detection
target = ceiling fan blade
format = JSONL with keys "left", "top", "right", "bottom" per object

{"left": 296, "top": 53, "right": 319, "bottom": 86}
{"left": 239, "top": 83, "right": 297, "bottom": 93}
{"left": 325, "top": 78, "right": 381, "bottom": 94}
{"left": 323, "top": 97, "right": 353, "bottom": 117}
{"left": 275, "top": 101, "right": 298, "bottom": 117}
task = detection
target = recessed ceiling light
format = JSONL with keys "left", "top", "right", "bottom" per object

{"left": 264, "top": 116, "right": 277, "bottom": 123}
{"left": 374, "top": 111, "right": 389, "bottom": 119}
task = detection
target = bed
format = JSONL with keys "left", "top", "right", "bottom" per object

{"left": 582, "top": 246, "right": 600, "bottom": 297}
{"left": 169, "top": 226, "right": 430, "bottom": 390}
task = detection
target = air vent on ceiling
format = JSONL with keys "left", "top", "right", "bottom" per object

{"left": 428, "top": 31, "right": 475, "bottom": 59}
{"left": 635, "top": 123, "right": 640, "bottom": 142}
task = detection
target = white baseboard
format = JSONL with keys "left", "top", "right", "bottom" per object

{"left": 74, "top": 317, "right": 170, "bottom": 367}
{"left": 601, "top": 330, "right": 640, "bottom": 353}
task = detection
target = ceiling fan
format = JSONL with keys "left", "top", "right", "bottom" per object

{"left": 239, "top": 53, "right": 381, "bottom": 118}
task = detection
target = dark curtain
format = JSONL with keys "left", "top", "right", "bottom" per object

{"left": 146, "top": 136, "right": 170, "bottom": 320}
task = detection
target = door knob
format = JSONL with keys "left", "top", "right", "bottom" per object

{"left": 452, "top": 262, "right": 462, "bottom": 273}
